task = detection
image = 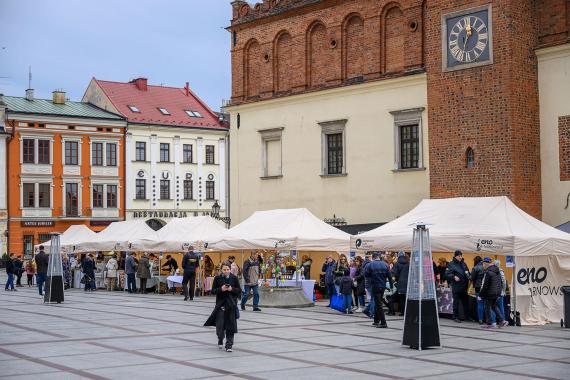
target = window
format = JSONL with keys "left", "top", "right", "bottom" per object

{"left": 38, "top": 234, "right": 51, "bottom": 245}
{"left": 160, "top": 143, "right": 170, "bottom": 162}
{"left": 391, "top": 108, "right": 424, "bottom": 170}
{"left": 136, "top": 142, "right": 146, "bottom": 161}
{"left": 158, "top": 107, "right": 170, "bottom": 115}
{"left": 106, "top": 143, "right": 117, "bottom": 166}
{"left": 183, "top": 180, "right": 193, "bottom": 200}
{"left": 38, "top": 140, "right": 50, "bottom": 164}
{"left": 466, "top": 147, "right": 475, "bottom": 169}
{"left": 399, "top": 125, "right": 419, "bottom": 169}
{"left": 107, "top": 185, "right": 117, "bottom": 208}
{"left": 92, "top": 142, "right": 103, "bottom": 166}
{"left": 136, "top": 179, "right": 146, "bottom": 200}
{"left": 206, "top": 180, "right": 215, "bottom": 200}
{"left": 259, "top": 128, "right": 283, "bottom": 177}
{"left": 319, "top": 119, "right": 347, "bottom": 176}
{"left": 92, "top": 184, "right": 104, "bottom": 208}
{"left": 185, "top": 110, "right": 203, "bottom": 118}
{"left": 65, "top": 141, "right": 79, "bottom": 165}
{"left": 23, "top": 139, "right": 35, "bottom": 163}
{"left": 65, "top": 183, "right": 79, "bottom": 217}
{"left": 160, "top": 180, "right": 170, "bottom": 200}
{"left": 128, "top": 105, "right": 140, "bottom": 113}
{"left": 23, "top": 183, "right": 34, "bottom": 207}
{"left": 205, "top": 145, "right": 215, "bottom": 164}
{"left": 24, "top": 235, "right": 34, "bottom": 258}
{"left": 183, "top": 144, "right": 193, "bottom": 163}
{"left": 38, "top": 184, "right": 50, "bottom": 208}
{"left": 327, "top": 133, "right": 343, "bottom": 175}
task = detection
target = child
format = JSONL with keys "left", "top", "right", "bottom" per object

{"left": 340, "top": 274, "right": 354, "bottom": 314}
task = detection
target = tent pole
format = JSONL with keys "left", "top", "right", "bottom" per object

{"left": 511, "top": 259, "right": 517, "bottom": 326}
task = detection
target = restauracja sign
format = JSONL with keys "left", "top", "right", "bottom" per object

{"left": 132, "top": 210, "right": 190, "bottom": 218}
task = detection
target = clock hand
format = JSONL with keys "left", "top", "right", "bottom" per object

{"left": 463, "top": 19, "right": 472, "bottom": 51}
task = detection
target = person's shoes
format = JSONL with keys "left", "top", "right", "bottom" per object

{"left": 226, "top": 348, "right": 233, "bottom": 352}
{"left": 189, "top": 298, "right": 194, "bottom": 301}
{"left": 453, "top": 318, "right": 462, "bottom": 323}
{"left": 387, "top": 312, "right": 396, "bottom": 316}
{"left": 12, "top": 289, "right": 17, "bottom": 292}
{"left": 253, "top": 307, "right": 261, "bottom": 312}
{"left": 478, "top": 320, "right": 484, "bottom": 325}
{"left": 184, "top": 297, "right": 188, "bottom": 301}
{"left": 218, "top": 344, "right": 224, "bottom": 350}
{"left": 499, "top": 320, "right": 509, "bottom": 328}
{"left": 377, "top": 323, "right": 388, "bottom": 328}
{"left": 481, "top": 323, "right": 497, "bottom": 329}
{"left": 354, "top": 307, "right": 362, "bottom": 313}
{"left": 372, "top": 322, "right": 379, "bottom": 326}
{"left": 241, "top": 305, "right": 246, "bottom": 311}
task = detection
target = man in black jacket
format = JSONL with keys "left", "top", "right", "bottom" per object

{"left": 392, "top": 252, "right": 409, "bottom": 316}
{"left": 5, "top": 253, "right": 16, "bottom": 291}
{"left": 182, "top": 247, "right": 200, "bottom": 301}
{"left": 14, "top": 255, "right": 23, "bottom": 287}
{"left": 445, "top": 250, "right": 471, "bottom": 323}
{"left": 35, "top": 246, "right": 49, "bottom": 296}
{"left": 480, "top": 257, "right": 508, "bottom": 328}
{"left": 240, "top": 252, "right": 262, "bottom": 312}
{"left": 470, "top": 256, "right": 485, "bottom": 323}
{"left": 162, "top": 255, "right": 178, "bottom": 274}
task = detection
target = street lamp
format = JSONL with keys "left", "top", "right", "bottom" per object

{"left": 211, "top": 200, "right": 230, "bottom": 228}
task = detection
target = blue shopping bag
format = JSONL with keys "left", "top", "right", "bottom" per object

{"left": 330, "top": 293, "right": 345, "bottom": 313}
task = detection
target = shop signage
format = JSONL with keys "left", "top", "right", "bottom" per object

{"left": 21, "top": 221, "right": 54, "bottom": 227}
{"left": 90, "top": 221, "right": 113, "bottom": 227}
{"left": 132, "top": 210, "right": 190, "bottom": 219}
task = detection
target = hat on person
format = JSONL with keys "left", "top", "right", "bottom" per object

{"left": 454, "top": 250, "right": 463, "bottom": 257}
{"left": 398, "top": 251, "right": 405, "bottom": 257}
{"left": 372, "top": 252, "right": 381, "bottom": 259}
{"left": 483, "top": 257, "right": 492, "bottom": 263}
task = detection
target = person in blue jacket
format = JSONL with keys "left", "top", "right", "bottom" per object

{"left": 364, "top": 252, "right": 393, "bottom": 328}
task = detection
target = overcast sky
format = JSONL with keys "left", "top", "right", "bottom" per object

{"left": 0, "top": 0, "right": 232, "bottom": 111}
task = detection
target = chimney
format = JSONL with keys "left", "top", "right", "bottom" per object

{"left": 25, "top": 88, "right": 34, "bottom": 101}
{"left": 52, "top": 90, "right": 66, "bottom": 104}
{"left": 184, "top": 82, "right": 190, "bottom": 96}
{"left": 131, "top": 77, "right": 148, "bottom": 91}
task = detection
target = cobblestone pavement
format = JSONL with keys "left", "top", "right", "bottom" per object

{"left": 1, "top": 284, "right": 569, "bottom": 380}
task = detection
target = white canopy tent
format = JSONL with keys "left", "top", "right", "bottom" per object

{"left": 210, "top": 208, "right": 351, "bottom": 252}
{"left": 351, "top": 196, "right": 570, "bottom": 325}
{"left": 75, "top": 220, "right": 159, "bottom": 252}
{"left": 35, "top": 225, "right": 97, "bottom": 253}
{"left": 130, "top": 216, "right": 227, "bottom": 252}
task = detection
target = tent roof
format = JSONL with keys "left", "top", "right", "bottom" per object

{"left": 35, "top": 225, "right": 97, "bottom": 250}
{"left": 75, "top": 220, "right": 159, "bottom": 252}
{"left": 130, "top": 216, "right": 226, "bottom": 252}
{"left": 557, "top": 221, "right": 570, "bottom": 234}
{"left": 210, "top": 208, "right": 351, "bottom": 251}
{"left": 352, "top": 196, "right": 570, "bottom": 256}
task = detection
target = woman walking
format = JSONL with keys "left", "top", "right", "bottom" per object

{"left": 106, "top": 254, "right": 118, "bottom": 291}
{"left": 204, "top": 261, "right": 242, "bottom": 352}
{"left": 353, "top": 256, "right": 366, "bottom": 312}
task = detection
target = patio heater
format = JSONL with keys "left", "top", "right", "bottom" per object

{"left": 44, "top": 233, "right": 65, "bottom": 304}
{"left": 402, "top": 223, "right": 440, "bottom": 350}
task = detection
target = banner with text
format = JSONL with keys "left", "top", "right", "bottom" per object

{"left": 515, "top": 255, "right": 570, "bottom": 325}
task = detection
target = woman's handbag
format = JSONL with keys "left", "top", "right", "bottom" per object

{"left": 329, "top": 293, "right": 345, "bottom": 313}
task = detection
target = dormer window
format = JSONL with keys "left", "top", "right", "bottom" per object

{"left": 128, "top": 105, "right": 140, "bottom": 113}
{"left": 185, "top": 110, "right": 203, "bottom": 118}
{"left": 158, "top": 107, "right": 170, "bottom": 115}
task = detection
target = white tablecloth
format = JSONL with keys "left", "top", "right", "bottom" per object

{"left": 260, "top": 279, "right": 316, "bottom": 301}
{"left": 167, "top": 276, "right": 183, "bottom": 288}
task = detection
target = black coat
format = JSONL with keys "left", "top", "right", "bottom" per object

{"left": 5, "top": 258, "right": 14, "bottom": 274}
{"left": 392, "top": 256, "right": 410, "bottom": 295}
{"left": 204, "top": 274, "right": 242, "bottom": 334}
{"left": 471, "top": 262, "right": 485, "bottom": 293}
{"left": 14, "top": 259, "right": 23, "bottom": 274}
{"left": 333, "top": 263, "right": 349, "bottom": 283}
{"left": 339, "top": 276, "right": 353, "bottom": 295}
{"left": 480, "top": 265, "right": 503, "bottom": 299}
{"left": 445, "top": 258, "right": 470, "bottom": 293}
{"left": 35, "top": 252, "right": 49, "bottom": 274}
{"left": 82, "top": 257, "right": 95, "bottom": 277}
{"left": 354, "top": 266, "right": 366, "bottom": 296}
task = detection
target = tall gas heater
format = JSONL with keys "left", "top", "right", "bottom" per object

{"left": 402, "top": 223, "right": 440, "bottom": 350}
{"left": 44, "top": 233, "right": 65, "bottom": 304}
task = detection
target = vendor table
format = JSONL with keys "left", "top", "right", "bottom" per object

{"left": 136, "top": 276, "right": 166, "bottom": 290}
{"left": 167, "top": 275, "right": 183, "bottom": 289}
{"left": 260, "top": 279, "right": 316, "bottom": 302}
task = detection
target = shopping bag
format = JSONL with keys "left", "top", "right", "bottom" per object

{"left": 330, "top": 294, "right": 345, "bottom": 313}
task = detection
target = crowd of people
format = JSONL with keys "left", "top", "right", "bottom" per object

{"left": 321, "top": 250, "right": 509, "bottom": 329}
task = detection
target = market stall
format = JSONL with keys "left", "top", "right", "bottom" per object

{"left": 351, "top": 196, "right": 570, "bottom": 325}
{"left": 35, "top": 225, "right": 97, "bottom": 253}
{"left": 210, "top": 208, "right": 351, "bottom": 305}
{"left": 75, "top": 220, "right": 159, "bottom": 252}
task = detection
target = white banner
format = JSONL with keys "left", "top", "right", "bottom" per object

{"left": 515, "top": 255, "right": 570, "bottom": 325}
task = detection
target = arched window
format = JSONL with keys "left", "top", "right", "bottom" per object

{"left": 466, "top": 147, "right": 475, "bottom": 168}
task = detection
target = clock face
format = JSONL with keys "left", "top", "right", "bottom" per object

{"left": 443, "top": 6, "right": 492, "bottom": 70}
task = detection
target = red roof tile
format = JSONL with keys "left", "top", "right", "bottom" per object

{"left": 94, "top": 78, "right": 226, "bottom": 130}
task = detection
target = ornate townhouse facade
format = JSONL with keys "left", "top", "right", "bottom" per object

{"left": 83, "top": 78, "right": 229, "bottom": 230}
{"left": 226, "top": 0, "right": 570, "bottom": 229}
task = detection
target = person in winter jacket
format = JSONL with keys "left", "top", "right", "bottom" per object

{"left": 105, "top": 254, "right": 119, "bottom": 291}
{"left": 333, "top": 254, "right": 350, "bottom": 295}
{"left": 392, "top": 252, "right": 410, "bottom": 316}
{"left": 204, "top": 261, "right": 242, "bottom": 352}
{"left": 125, "top": 253, "right": 138, "bottom": 293}
{"left": 82, "top": 254, "right": 96, "bottom": 291}
{"left": 364, "top": 252, "right": 393, "bottom": 328}
{"left": 241, "top": 252, "right": 262, "bottom": 312}
{"left": 470, "top": 256, "right": 485, "bottom": 323}
{"left": 137, "top": 253, "right": 151, "bottom": 294}
{"left": 340, "top": 274, "right": 354, "bottom": 314}
{"left": 353, "top": 256, "right": 366, "bottom": 312}
{"left": 25, "top": 259, "right": 36, "bottom": 287}
{"left": 181, "top": 247, "right": 200, "bottom": 301}
{"left": 445, "top": 250, "right": 471, "bottom": 322}
{"left": 35, "top": 246, "right": 49, "bottom": 296}
{"left": 5, "top": 253, "right": 16, "bottom": 291}
{"left": 14, "top": 256, "right": 23, "bottom": 287}
{"left": 321, "top": 256, "right": 337, "bottom": 304}
{"left": 362, "top": 254, "right": 375, "bottom": 317}
{"left": 489, "top": 259, "right": 507, "bottom": 324}
{"left": 479, "top": 257, "right": 508, "bottom": 328}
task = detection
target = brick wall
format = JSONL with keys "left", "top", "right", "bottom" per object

{"left": 560, "top": 116, "right": 570, "bottom": 181}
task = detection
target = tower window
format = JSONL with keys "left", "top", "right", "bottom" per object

{"left": 466, "top": 147, "right": 475, "bottom": 169}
